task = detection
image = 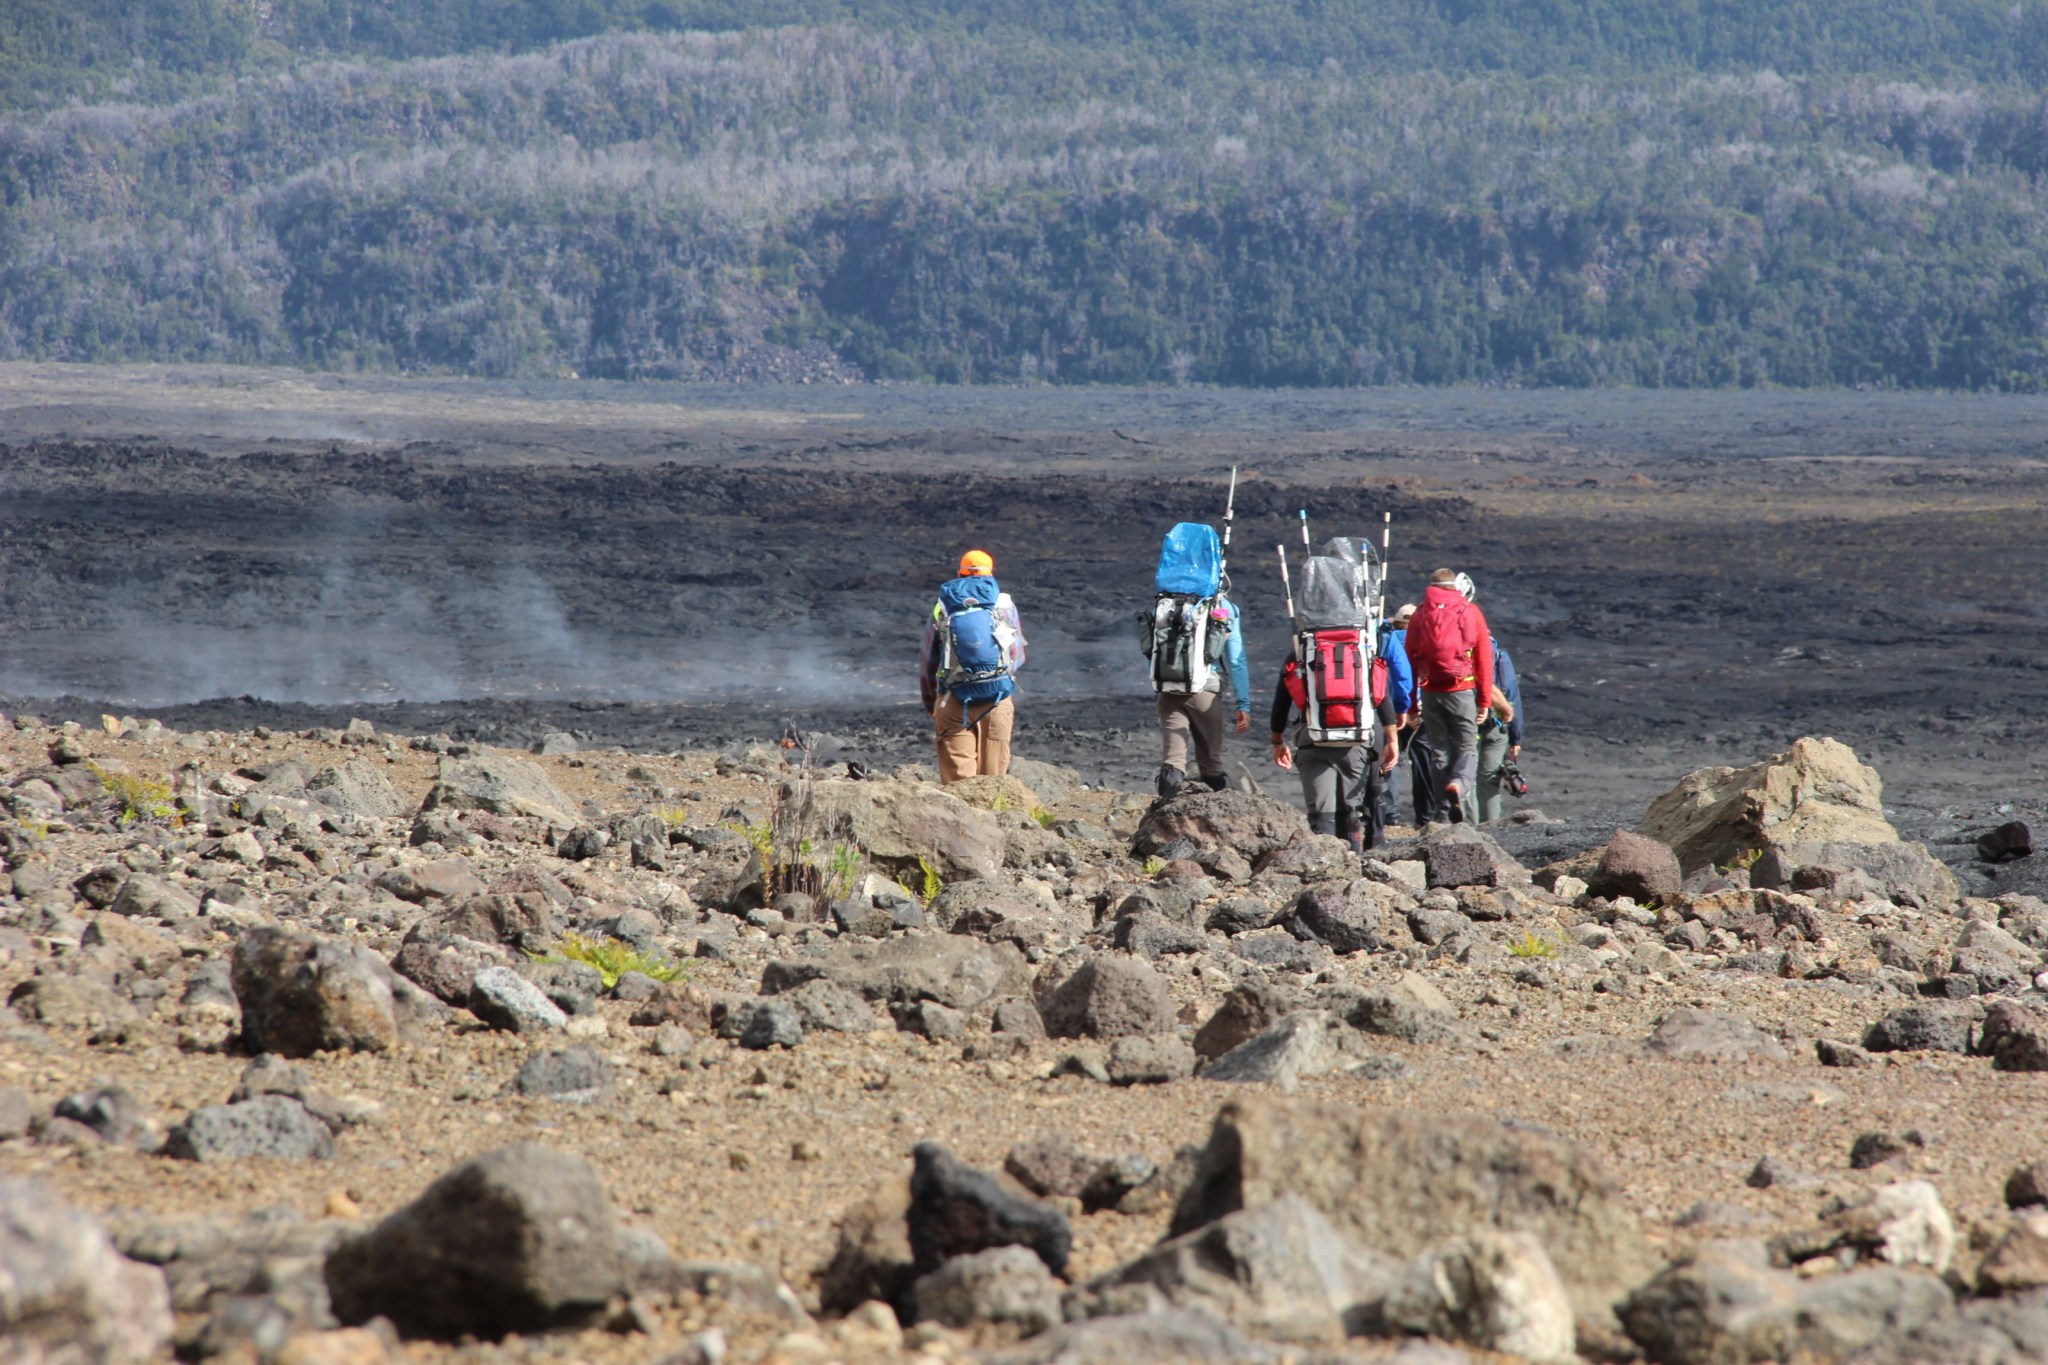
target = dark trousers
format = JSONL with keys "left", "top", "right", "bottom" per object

{"left": 1361, "top": 761, "right": 1388, "bottom": 850}
{"left": 1407, "top": 733, "right": 1443, "bottom": 825}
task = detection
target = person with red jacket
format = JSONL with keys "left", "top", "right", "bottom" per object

{"left": 1401, "top": 568, "right": 1495, "bottom": 824}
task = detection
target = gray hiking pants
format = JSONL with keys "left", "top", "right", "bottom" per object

{"left": 1294, "top": 742, "right": 1369, "bottom": 843}
{"left": 1420, "top": 688, "right": 1479, "bottom": 825}
{"left": 1477, "top": 723, "right": 1511, "bottom": 824}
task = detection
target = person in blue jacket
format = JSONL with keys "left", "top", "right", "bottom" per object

{"left": 1476, "top": 627, "right": 1525, "bottom": 824}
{"left": 1155, "top": 596, "right": 1252, "bottom": 799}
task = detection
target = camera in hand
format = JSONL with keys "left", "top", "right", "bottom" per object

{"left": 1500, "top": 760, "right": 1529, "bottom": 798}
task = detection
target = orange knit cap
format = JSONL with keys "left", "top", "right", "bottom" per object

{"left": 959, "top": 549, "right": 994, "bottom": 576}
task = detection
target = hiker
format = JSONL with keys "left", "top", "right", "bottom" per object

{"left": 1142, "top": 522, "right": 1251, "bottom": 799}
{"left": 1376, "top": 601, "right": 1426, "bottom": 827}
{"left": 1473, "top": 599, "right": 1525, "bottom": 823}
{"left": 1402, "top": 568, "right": 1497, "bottom": 825}
{"left": 920, "top": 549, "right": 1026, "bottom": 783}
{"left": 1270, "top": 657, "right": 1398, "bottom": 851}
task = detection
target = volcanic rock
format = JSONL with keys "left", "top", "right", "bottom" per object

{"left": 1193, "top": 978, "right": 1306, "bottom": 1061}
{"left": 233, "top": 926, "right": 412, "bottom": 1056}
{"left": 1586, "top": 830, "right": 1682, "bottom": 902}
{"left": 1384, "top": 1230, "right": 1576, "bottom": 1363}
{"left": 512, "top": 1047, "right": 616, "bottom": 1102}
{"left": 468, "top": 966, "right": 568, "bottom": 1034}
{"left": 1037, "top": 956, "right": 1175, "bottom": 1039}
{"left": 1284, "top": 884, "right": 1383, "bottom": 954}
{"left": 911, "top": 1245, "right": 1061, "bottom": 1334}
{"left": 0, "top": 1177, "right": 173, "bottom": 1363}
{"left": 164, "top": 1094, "right": 336, "bottom": 1162}
{"left": 418, "top": 756, "right": 579, "bottom": 829}
{"left": 762, "top": 935, "right": 1031, "bottom": 1010}
{"left": 1645, "top": 1008, "right": 1790, "bottom": 1061}
{"left": 1132, "top": 788, "right": 1309, "bottom": 865}
{"left": 1980, "top": 821, "right": 2034, "bottom": 864}
{"left": 906, "top": 1141, "right": 1070, "bottom": 1277}
{"left": 1637, "top": 736, "right": 1896, "bottom": 874}
{"left": 802, "top": 778, "right": 1004, "bottom": 882}
{"left": 1169, "top": 1097, "right": 1648, "bottom": 1322}
{"left": 325, "top": 1144, "right": 628, "bottom": 1339}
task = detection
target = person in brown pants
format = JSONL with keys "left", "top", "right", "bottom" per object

{"left": 920, "top": 549, "right": 1027, "bottom": 783}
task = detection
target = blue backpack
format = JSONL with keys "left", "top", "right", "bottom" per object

{"left": 1142, "top": 523, "right": 1228, "bottom": 694}
{"left": 935, "top": 575, "right": 1014, "bottom": 704}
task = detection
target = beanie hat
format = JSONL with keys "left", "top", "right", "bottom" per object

{"left": 958, "top": 549, "right": 995, "bottom": 577}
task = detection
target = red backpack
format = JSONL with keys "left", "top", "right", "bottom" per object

{"left": 1283, "top": 628, "right": 1387, "bottom": 745}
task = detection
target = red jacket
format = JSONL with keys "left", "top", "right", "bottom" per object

{"left": 1403, "top": 583, "right": 1493, "bottom": 711}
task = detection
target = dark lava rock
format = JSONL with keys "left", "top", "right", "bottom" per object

{"left": 737, "top": 999, "right": 805, "bottom": 1050}
{"left": 907, "top": 1141, "right": 1070, "bottom": 1276}
{"left": 232, "top": 926, "right": 407, "bottom": 1057}
{"left": 1130, "top": 788, "right": 1308, "bottom": 865}
{"left": 163, "top": 1095, "right": 334, "bottom": 1163}
{"left": 1980, "top": 821, "right": 2034, "bottom": 864}
{"left": 1005, "top": 1136, "right": 1099, "bottom": 1200}
{"left": 1193, "top": 979, "right": 1306, "bottom": 1062}
{"left": 1849, "top": 1130, "right": 1924, "bottom": 1170}
{"left": 326, "top": 1143, "right": 628, "bottom": 1340}
{"left": 1862, "top": 1003, "right": 1977, "bottom": 1054}
{"left": 1284, "top": 885, "right": 1382, "bottom": 955}
{"left": 1423, "top": 841, "right": 1495, "bottom": 889}
{"left": 513, "top": 1048, "right": 616, "bottom": 1103}
{"left": 1816, "top": 1037, "right": 1874, "bottom": 1068}
{"left": 991, "top": 998, "right": 1046, "bottom": 1040}
{"left": 1977, "top": 999, "right": 2048, "bottom": 1072}
{"left": 1037, "top": 957, "right": 1175, "bottom": 1040}
{"left": 1587, "top": 829, "right": 1682, "bottom": 902}
{"left": 1113, "top": 910, "right": 1207, "bottom": 959}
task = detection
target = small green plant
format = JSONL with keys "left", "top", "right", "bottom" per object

{"left": 537, "top": 933, "right": 687, "bottom": 990}
{"left": 990, "top": 789, "right": 1013, "bottom": 813}
{"left": 1030, "top": 806, "right": 1056, "bottom": 829}
{"left": 899, "top": 853, "right": 943, "bottom": 906}
{"left": 90, "top": 764, "right": 180, "bottom": 827}
{"left": 656, "top": 804, "right": 691, "bottom": 829}
{"left": 14, "top": 817, "right": 50, "bottom": 841}
{"left": 826, "top": 842, "right": 865, "bottom": 900}
{"left": 1142, "top": 855, "right": 1166, "bottom": 877}
{"left": 1726, "top": 847, "right": 1763, "bottom": 872}
{"left": 1507, "top": 931, "right": 1560, "bottom": 959}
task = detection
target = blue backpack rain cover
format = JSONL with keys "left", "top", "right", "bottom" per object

{"left": 1155, "top": 523, "right": 1222, "bottom": 596}
{"left": 936, "top": 574, "right": 1013, "bottom": 704}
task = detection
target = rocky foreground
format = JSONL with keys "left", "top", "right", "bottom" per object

{"left": 3, "top": 714, "right": 2047, "bottom": 1365}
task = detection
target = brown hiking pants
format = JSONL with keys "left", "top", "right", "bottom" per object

{"left": 933, "top": 694, "right": 1014, "bottom": 783}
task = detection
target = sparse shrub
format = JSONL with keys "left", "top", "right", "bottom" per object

{"left": 1507, "top": 931, "right": 1560, "bottom": 959}
{"left": 1031, "top": 806, "right": 1056, "bottom": 829}
{"left": 537, "top": 933, "right": 686, "bottom": 990}
{"left": 1143, "top": 855, "right": 1166, "bottom": 877}
{"left": 90, "top": 764, "right": 180, "bottom": 827}
{"left": 826, "top": 842, "right": 864, "bottom": 901}
{"left": 656, "top": 804, "right": 690, "bottom": 829}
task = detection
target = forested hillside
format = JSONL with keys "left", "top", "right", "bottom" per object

{"left": 8, "top": 1, "right": 2048, "bottom": 386}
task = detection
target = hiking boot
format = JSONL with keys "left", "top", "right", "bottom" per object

{"left": 1156, "top": 766, "right": 1186, "bottom": 800}
{"left": 1200, "top": 771, "right": 1229, "bottom": 792}
{"left": 1444, "top": 782, "right": 1465, "bottom": 824}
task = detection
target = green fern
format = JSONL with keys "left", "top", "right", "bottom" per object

{"left": 89, "top": 764, "right": 180, "bottom": 827}
{"left": 898, "top": 853, "right": 943, "bottom": 906}
{"left": 536, "top": 933, "right": 687, "bottom": 990}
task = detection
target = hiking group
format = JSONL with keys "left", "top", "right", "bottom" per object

{"left": 919, "top": 493, "right": 1523, "bottom": 850}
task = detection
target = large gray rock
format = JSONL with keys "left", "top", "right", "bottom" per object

{"left": 513, "top": 1047, "right": 616, "bottom": 1103}
{"left": 106, "top": 874, "right": 200, "bottom": 921}
{"left": 1637, "top": 737, "right": 1898, "bottom": 875}
{"left": 1193, "top": 979, "right": 1307, "bottom": 1061}
{"left": 0, "top": 1177, "right": 173, "bottom": 1363}
{"left": 1202, "top": 1012, "right": 1362, "bottom": 1091}
{"left": 305, "top": 761, "right": 410, "bottom": 819}
{"left": 1285, "top": 884, "right": 1383, "bottom": 954}
{"left": 1169, "top": 1098, "right": 1648, "bottom": 1323}
{"left": 911, "top": 1245, "right": 1062, "bottom": 1334}
{"left": 802, "top": 778, "right": 1005, "bottom": 882}
{"left": 1132, "top": 789, "right": 1310, "bottom": 865}
{"left": 7, "top": 975, "right": 139, "bottom": 1035}
{"left": 1323, "top": 974, "right": 1467, "bottom": 1047}
{"left": 1863, "top": 1002, "right": 1979, "bottom": 1054}
{"left": 163, "top": 1094, "right": 336, "bottom": 1162}
{"left": 983, "top": 1305, "right": 1273, "bottom": 1365}
{"left": 232, "top": 926, "right": 417, "bottom": 1056}
{"left": 761, "top": 935, "right": 1031, "bottom": 1011}
{"left": 1619, "top": 1242, "right": 1954, "bottom": 1365}
{"left": 1384, "top": 1231, "right": 1576, "bottom": 1363}
{"left": 468, "top": 966, "right": 568, "bottom": 1034}
{"left": 928, "top": 881, "right": 1047, "bottom": 934}
{"left": 1038, "top": 957, "right": 1175, "bottom": 1039}
{"left": 409, "top": 892, "right": 560, "bottom": 952}
{"left": 907, "top": 1142, "right": 1070, "bottom": 1277}
{"left": 1087, "top": 1194, "right": 1399, "bottom": 1343}
{"left": 418, "top": 756, "right": 578, "bottom": 829}
{"left": 1754, "top": 838, "right": 1961, "bottom": 910}
{"left": 1646, "top": 1008, "right": 1791, "bottom": 1061}
{"left": 325, "top": 1144, "right": 628, "bottom": 1340}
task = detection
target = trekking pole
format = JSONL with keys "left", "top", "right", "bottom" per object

{"left": 1277, "top": 545, "right": 1296, "bottom": 620}
{"left": 1298, "top": 509, "right": 1312, "bottom": 557}
{"left": 1379, "top": 510, "right": 1392, "bottom": 619}
{"left": 1220, "top": 465, "right": 1238, "bottom": 590}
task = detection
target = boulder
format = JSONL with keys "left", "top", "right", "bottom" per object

{"left": 468, "top": 966, "right": 568, "bottom": 1034}
{"left": 1863, "top": 1002, "right": 1978, "bottom": 1054}
{"left": 1284, "top": 885, "right": 1384, "bottom": 954}
{"left": 1202, "top": 1012, "right": 1362, "bottom": 1091}
{"left": 761, "top": 935, "right": 1030, "bottom": 1011}
{"left": 1324, "top": 975, "right": 1467, "bottom": 1047}
{"left": 409, "top": 892, "right": 559, "bottom": 951}
{"left": 1637, "top": 737, "right": 1897, "bottom": 874}
{"left": 232, "top": 927, "right": 414, "bottom": 1056}
{"left": 1645, "top": 1008, "right": 1790, "bottom": 1061}
{"left": 1384, "top": 1231, "right": 1576, "bottom": 1364}
{"left": 8, "top": 975, "right": 140, "bottom": 1036}
{"left": 1978, "top": 1000, "right": 2048, "bottom": 1072}
{"left": 943, "top": 774, "right": 1040, "bottom": 815}
{"left": 0, "top": 1177, "right": 172, "bottom": 1363}
{"left": 512, "top": 1048, "right": 616, "bottom": 1103}
{"left": 907, "top": 1142, "right": 1070, "bottom": 1277}
{"left": 911, "top": 1245, "right": 1061, "bottom": 1334}
{"left": 1194, "top": 979, "right": 1307, "bottom": 1061}
{"left": 106, "top": 874, "right": 201, "bottom": 921}
{"left": 802, "top": 778, "right": 1004, "bottom": 882}
{"left": 164, "top": 1095, "right": 336, "bottom": 1162}
{"left": 376, "top": 858, "right": 487, "bottom": 905}
{"left": 817, "top": 1178, "right": 915, "bottom": 1316}
{"left": 927, "top": 881, "right": 1046, "bottom": 934}
{"left": 1169, "top": 1098, "right": 1648, "bottom": 1323}
{"left": 1585, "top": 830, "right": 1682, "bottom": 902}
{"left": 1979, "top": 821, "right": 2034, "bottom": 864}
{"left": 1751, "top": 840, "right": 1960, "bottom": 910}
{"left": 1037, "top": 957, "right": 1175, "bottom": 1039}
{"left": 1006, "top": 758, "right": 1080, "bottom": 810}
{"left": 305, "top": 762, "right": 410, "bottom": 819}
{"left": 1107, "top": 1034, "right": 1198, "bottom": 1085}
{"left": 1086, "top": 1194, "right": 1399, "bottom": 1344}
{"left": 1254, "top": 834, "right": 1358, "bottom": 883}
{"left": 418, "top": 756, "right": 578, "bottom": 829}
{"left": 983, "top": 1305, "right": 1271, "bottom": 1365}
{"left": 1132, "top": 788, "right": 1309, "bottom": 865}
{"left": 1619, "top": 1242, "right": 1953, "bottom": 1365}
{"left": 325, "top": 1144, "right": 628, "bottom": 1339}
